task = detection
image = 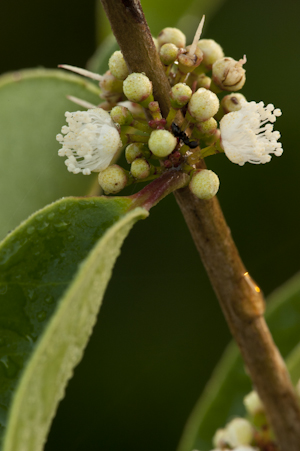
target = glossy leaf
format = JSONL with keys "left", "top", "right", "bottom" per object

{"left": 0, "top": 69, "right": 101, "bottom": 241}
{"left": 177, "top": 272, "right": 300, "bottom": 451}
{"left": 0, "top": 196, "right": 148, "bottom": 450}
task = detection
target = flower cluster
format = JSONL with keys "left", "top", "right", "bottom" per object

{"left": 56, "top": 18, "right": 283, "bottom": 200}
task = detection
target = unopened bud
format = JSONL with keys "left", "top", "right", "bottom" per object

{"left": 110, "top": 105, "right": 133, "bottom": 125}
{"left": 98, "top": 165, "right": 128, "bottom": 194}
{"left": 225, "top": 418, "right": 253, "bottom": 448}
{"left": 212, "top": 56, "right": 246, "bottom": 91}
{"left": 189, "top": 169, "right": 219, "bottom": 200}
{"left": 197, "top": 39, "right": 224, "bottom": 70}
{"left": 108, "top": 51, "right": 129, "bottom": 81}
{"left": 148, "top": 129, "right": 177, "bottom": 158}
{"left": 243, "top": 390, "right": 264, "bottom": 416}
{"left": 125, "top": 143, "right": 149, "bottom": 163}
{"left": 170, "top": 83, "right": 192, "bottom": 109}
{"left": 123, "top": 73, "right": 153, "bottom": 103}
{"left": 188, "top": 88, "right": 220, "bottom": 122}
{"left": 196, "top": 73, "right": 211, "bottom": 90}
{"left": 152, "top": 37, "right": 159, "bottom": 51}
{"left": 100, "top": 71, "right": 123, "bottom": 96}
{"left": 157, "top": 27, "right": 186, "bottom": 48}
{"left": 221, "top": 93, "right": 246, "bottom": 113}
{"left": 178, "top": 46, "right": 203, "bottom": 74}
{"left": 213, "top": 428, "right": 227, "bottom": 449}
{"left": 130, "top": 158, "right": 151, "bottom": 179}
{"left": 196, "top": 117, "right": 217, "bottom": 134}
{"left": 118, "top": 101, "right": 146, "bottom": 120}
{"left": 160, "top": 43, "right": 179, "bottom": 66}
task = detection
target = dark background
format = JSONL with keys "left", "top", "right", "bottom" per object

{"left": 1, "top": 0, "right": 300, "bottom": 450}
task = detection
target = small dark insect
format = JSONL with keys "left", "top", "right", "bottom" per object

{"left": 171, "top": 122, "right": 199, "bottom": 149}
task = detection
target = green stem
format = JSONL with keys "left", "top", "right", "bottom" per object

{"left": 131, "top": 119, "right": 152, "bottom": 134}
{"left": 165, "top": 107, "right": 178, "bottom": 129}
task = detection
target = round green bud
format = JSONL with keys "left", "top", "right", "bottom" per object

{"left": 188, "top": 88, "right": 220, "bottom": 122}
{"left": 243, "top": 390, "right": 264, "bottom": 416}
{"left": 159, "top": 43, "right": 179, "bottom": 65}
{"left": 110, "top": 105, "right": 133, "bottom": 126}
{"left": 212, "top": 57, "right": 246, "bottom": 91}
{"left": 108, "top": 50, "right": 129, "bottom": 81}
{"left": 100, "top": 71, "right": 123, "bottom": 95}
{"left": 225, "top": 418, "right": 253, "bottom": 448}
{"left": 221, "top": 93, "right": 246, "bottom": 113}
{"left": 157, "top": 27, "right": 186, "bottom": 48}
{"left": 98, "top": 165, "right": 128, "bottom": 194}
{"left": 125, "top": 143, "right": 144, "bottom": 163}
{"left": 123, "top": 73, "right": 153, "bottom": 103}
{"left": 189, "top": 169, "right": 219, "bottom": 200}
{"left": 197, "top": 39, "right": 224, "bottom": 70}
{"left": 178, "top": 46, "right": 203, "bottom": 74}
{"left": 170, "top": 83, "right": 192, "bottom": 109}
{"left": 196, "top": 117, "right": 217, "bottom": 134}
{"left": 196, "top": 73, "right": 211, "bottom": 90}
{"left": 148, "top": 129, "right": 177, "bottom": 158}
{"left": 130, "top": 158, "right": 151, "bottom": 179}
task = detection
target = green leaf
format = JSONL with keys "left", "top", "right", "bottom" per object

{"left": 0, "top": 68, "right": 101, "bottom": 241}
{"left": 177, "top": 272, "right": 300, "bottom": 451}
{"left": 0, "top": 196, "right": 148, "bottom": 450}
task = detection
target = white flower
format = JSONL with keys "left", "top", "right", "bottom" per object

{"left": 220, "top": 100, "right": 283, "bottom": 166}
{"left": 56, "top": 108, "right": 122, "bottom": 175}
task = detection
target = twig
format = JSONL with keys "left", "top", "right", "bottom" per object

{"left": 100, "top": 1, "right": 300, "bottom": 449}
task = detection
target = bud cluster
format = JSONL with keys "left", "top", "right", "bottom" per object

{"left": 56, "top": 19, "right": 283, "bottom": 199}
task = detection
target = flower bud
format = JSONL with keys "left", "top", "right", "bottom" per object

{"left": 213, "top": 428, "right": 227, "bottom": 449}
{"left": 196, "top": 117, "right": 217, "bottom": 134}
{"left": 178, "top": 46, "right": 203, "bottom": 74}
{"left": 188, "top": 88, "right": 220, "bottom": 122}
{"left": 243, "top": 390, "right": 264, "bottom": 416}
{"left": 160, "top": 43, "right": 179, "bottom": 66}
{"left": 123, "top": 73, "right": 153, "bottom": 103}
{"left": 148, "top": 129, "right": 177, "bottom": 158}
{"left": 110, "top": 105, "right": 133, "bottom": 126}
{"left": 152, "top": 37, "right": 159, "bottom": 51}
{"left": 118, "top": 101, "right": 146, "bottom": 120}
{"left": 212, "top": 56, "right": 246, "bottom": 91}
{"left": 130, "top": 158, "right": 151, "bottom": 179}
{"left": 189, "top": 170, "right": 219, "bottom": 200}
{"left": 125, "top": 143, "right": 147, "bottom": 163}
{"left": 196, "top": 73, "right": 211, "bottom": 90}
{"left": 98, "top": 164, "right": 128, "bottom": 194}
{"left": 221, "top": 93, "right": 246, "bottom": 113}
{"left": 170, "top": 83, "right": 192, "bottom": 109}
{"left": 100, "top": 71, "right": 123, "bottom": 96}
{"left": 225, "top": 418, "right": 253, "bottom": 448}
{"left": 197, "top": 39, "right": 224, "bottom": 70}
{"left": 108, "top": 51, "right": 129, "bottom": 81}
{"left": 157, "top": 27, "right": 186, "bottom": 48}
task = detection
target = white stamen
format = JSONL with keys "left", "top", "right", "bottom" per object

{"left": 239, "top": 54, "right": 247, "bottom": 66}
{"left": 56, "top": 108, "right": 122, "bottom": 174}
{"left": 59, "top": 64, "right": 103, "bottom": 81}
{"left": 67, "top": 95, "right": 97, "bottom": 109}
{"left": 188, "top": 15, "right": 205, "bottom": 56}
{"left": 220, "top": 100, "right": 283, "bottom": 166}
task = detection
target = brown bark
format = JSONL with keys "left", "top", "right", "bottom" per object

{"left": 100, "top": 1, "right": 300, "bottom": 449}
